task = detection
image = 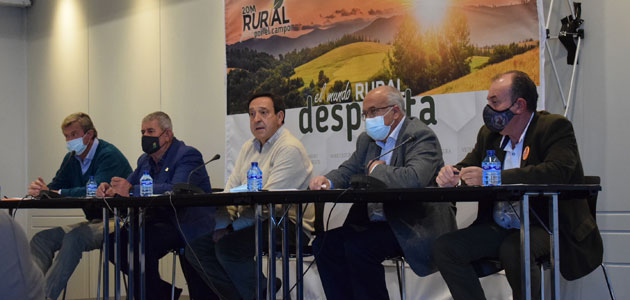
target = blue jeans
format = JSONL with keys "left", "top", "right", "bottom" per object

{"left": 30, "top": 219, "right": 104, "bottom": 299}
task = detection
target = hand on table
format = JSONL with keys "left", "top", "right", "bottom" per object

{"left": 28, "top": 177, "right": 50, "bottom": 197}
{"left": 309, "top": 176, "right": 331, "bottom": 190}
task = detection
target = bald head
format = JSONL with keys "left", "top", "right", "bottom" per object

{"left": 362, "top": 85, "right": 406, "bottom": 141}
{"left": 365, "top": 86, "right": 406, "bottom": 113}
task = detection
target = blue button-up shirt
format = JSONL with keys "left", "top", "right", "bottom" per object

{"left": 493, "top": 113, "right": 534, "bottom": 229}
{"left": 368, "top": 116, "right": 405, "bottom": 222}
{"left": 74, "top": 138, "right": 99, "bottom": 174}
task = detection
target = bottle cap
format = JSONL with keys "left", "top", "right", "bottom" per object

{"left": 251, "top": 162, "right": 258, "bottom": 167}
{"left": 487, "top": 150, "right": 495, "bottom": 156}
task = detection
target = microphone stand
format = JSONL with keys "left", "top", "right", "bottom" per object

{"left": 349, "top": 136, "right": 416, "bottom": 190}
{"left": 173, "top": 154, "right": 221, "bottom": 195}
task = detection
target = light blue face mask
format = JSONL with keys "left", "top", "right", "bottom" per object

{"left": 66, "top": 136, "right": 87, "bottom": 155}
{"left": 365, "top": 108, "right": 394, "bottom": 141}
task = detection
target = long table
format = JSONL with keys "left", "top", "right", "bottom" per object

{"left": 246, "top": 184, "right": 600, "bottom": 300}
{"left": 1, "top": 184, "right": 600, "bottom": 300}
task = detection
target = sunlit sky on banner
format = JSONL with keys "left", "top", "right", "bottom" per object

{"left": 226, "top": 0, "right": 527, "bottom": 44}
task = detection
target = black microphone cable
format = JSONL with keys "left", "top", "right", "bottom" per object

{"left": 286, "top": 186, "right": 350, "bottom": 296}
{"left": 167, "top": 193, "right": 226, "bottom": 300}
{"left": 10, "top": 194, "right": 31, "bottom": 219}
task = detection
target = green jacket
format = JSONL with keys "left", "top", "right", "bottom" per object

{"left": 456, "top": 111, "right": 603, "bottom": 280}
{"left": 48, "top": 139, "right": 132, "bottom": 220}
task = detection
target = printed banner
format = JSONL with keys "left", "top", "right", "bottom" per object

{"left": 224, "top": 0, "right": 544, "bottom": 182}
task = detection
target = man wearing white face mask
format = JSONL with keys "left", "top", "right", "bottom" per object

{"left": 28, "top": 112, "right": 132, "bottom": 300}
{"left": 309, "top": 86, "right": 457, "bottom": 300}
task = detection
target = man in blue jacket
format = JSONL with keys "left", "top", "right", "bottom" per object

{"left": 28, "top": 112, "right": 132, "bottom": 300}
{"left": 97, "top": 111, "right": 216, "bottom": 300}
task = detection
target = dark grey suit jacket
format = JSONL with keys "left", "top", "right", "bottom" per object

{"left": 326, "top": 117, "right": 457, "bottom": 276}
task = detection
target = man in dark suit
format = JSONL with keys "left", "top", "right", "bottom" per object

{"left": 97, "top": 111, "right": 217, "bottom": 300}
{"left": 309, "top": 85, "right": 457, "bottom": 300}
{"left": 433, "top": 71, "right": 603, "bottom": 300}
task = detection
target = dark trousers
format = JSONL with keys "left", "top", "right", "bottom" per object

{"left": 312, "top": 220, "right": 403, "bottom": 300}
{"left": 186, "top": 221, "right": 308, "bottom": 300}
{"left": 109, "top": 220, "right": 218, "bottom": 300}
{"left": 433, "top": 223, "right": 550, "bottom": 300}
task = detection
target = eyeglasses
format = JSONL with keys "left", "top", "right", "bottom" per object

{"left": 361, "top": 105, "right": 394, "bottom": 119}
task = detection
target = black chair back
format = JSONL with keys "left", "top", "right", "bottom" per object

{"left": 583, "top": 176, "right": 600, "bottom": 221}
{"left": 313, "top": 202, "right": 325, "bottom": 235}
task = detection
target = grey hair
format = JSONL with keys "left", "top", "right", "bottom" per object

{"left": 142, "top": 111, "right": 173, "bottom": 131}
{"left": 380, "top": 85, "right": 406, "bottom": 113}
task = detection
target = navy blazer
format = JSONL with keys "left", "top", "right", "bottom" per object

{"left": 128, "top": 138, "right": 215, "bottom": 241}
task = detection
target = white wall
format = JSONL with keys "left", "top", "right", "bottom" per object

{"left": 6, "top": 0, "right": 628, "bottom": 299}
{"left": 24, "top": 0, "right": 226, "bottom": 298}
{"left": 0, "top": 6, "right": 27, "bottom": 225}
{"left": 543, "top": 0, "right": 630, "bottom": 298}
{"left": 26, "top": 0, "right": 226, "bottom": 193}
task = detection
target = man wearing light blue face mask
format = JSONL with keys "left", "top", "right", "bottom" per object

{"left": 27, "top": 112, "right": 132, "bottom": 300}
{"left": 309, "top": 85, "right": 457, "bottom": 300}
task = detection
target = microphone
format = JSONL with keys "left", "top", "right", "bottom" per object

{"left": 368, "top": 136, "right": 416, "bottom": 168}
{"left": 39, "top": 151, "right": 76, "bottom": 199}
{"left": 351, "top": 136, "right": 417, "bottom": 190}
{"left": 174, "top": 154, "right": 221, "bottom": 195}
{"left": 187, "top": 154, "right": 220, "bottom": 184}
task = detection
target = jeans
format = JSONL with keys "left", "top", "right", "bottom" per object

{"left": 30, "top": 219, "right": 104, "bottom": 299}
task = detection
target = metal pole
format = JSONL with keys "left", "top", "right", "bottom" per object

{"left": 114, "top": 208, "right": 121, "bottom": 300}
{"left": 129, "top": 208, "right": 136, "bottom": 299}
{"left": 520, "top": 194, "right": 532, "bottom": 300}
{"left": 296, "top": 203, "right": 304, "bottom": 300}
{"left": 400, "top": 260, "right": 406, "bottom": 300}
{"left": 551, "top": 193, "right": 560, "bottom": 300}
{"left": 140, "top": 208, "right": 146, "bottom": 300}
{"left": 565, "top": 0, "right": 576, "bottom": 18}
{"left": 171, "top": 251, "right": 177, "bottom": 300}
{"left": 281, "top": 204, "right": 290, "bottom": 299}
{"left": 564, "top": 37, "right": 582, "bottom": 118}
{"left": 255, "top": 204, "right": 264, "bottom": 300}
{"left": 545, "top": 0, "right": 556, "bottom": 30}
{"left": 545, "top": 39, "right": 568, "bottom": 108}
{"left": 268, "top": 203, "right": 277, "bottom": 300}
{"left": 103, "top": 208, "right": 110, "bottom": 300}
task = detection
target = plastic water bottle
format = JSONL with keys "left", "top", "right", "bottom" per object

{"left": 482, "top": 150, "right": 501, "bottom": 186}
{"left": 140, "top": 171, "right": 153, "bottom": 196}
{"left": 86, "top": 176, "right": 97, "bottom": 197}
{"left": 247, "top": 162, "right": 263, "bottom": 192}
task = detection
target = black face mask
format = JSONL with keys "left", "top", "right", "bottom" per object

{"left": 482, "top": 102, "right": 516, "bottom": 133}
{"left": 141, "top": 131, "right": 166, "bottom": 154}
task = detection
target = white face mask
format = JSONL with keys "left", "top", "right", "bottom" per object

{"left": 66, "top": 136, "right": 87, "bottom": 155}
{"left": 365, "top": 107, "right": 394, "bottom": 141}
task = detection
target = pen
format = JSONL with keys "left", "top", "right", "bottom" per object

{"left": 453, "top": 170, "right": 461, "bottom": 186}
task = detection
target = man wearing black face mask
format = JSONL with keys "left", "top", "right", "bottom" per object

{"left": 97, "top": 111, "right": 218, "bottom": 300}
{"left": 432, "top": 71, "right": 603, "bottom": 300}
